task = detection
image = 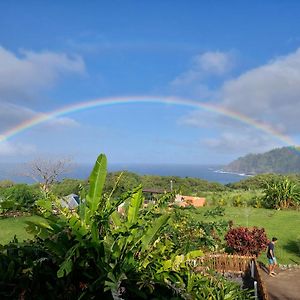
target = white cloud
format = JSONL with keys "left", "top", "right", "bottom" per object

{"left": 0, "top": 102, "right": 79, "bottom": 132}
{"left": 178, "top": 48, "right": 300, "bottom": 154}
{"left": 47, "top": 117, "right": 80, "bottom": 128}
{"left": 221, "top": 48, "right": 300, "bottom": 134}
{"left": 0, "top": 46, "right": 85, "bottom": 102}
{"left": 0, "top": 102, "right": 36, "bottom": 130}
{"left": 0, "top": 46, "right": 83, "bottom": 155}
{"left": 0, "top": 140, "right": 36, "bottom": 156}
{"left": 178, "top": 110, "right": 217, "bottom": 128}
{"left": 195, "top": 51, "right": 234, "bottom": 75}
{"left": 202, "top": 131, "right": 280, "bottom": 154}
{"left": 171, "top": 51, "right": 234, "bottom": 87}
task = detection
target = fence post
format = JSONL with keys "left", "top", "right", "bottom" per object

{"left": 251, "top": 260, "right": 255, "bottom": 278}
{"left": 254, "top": 281, "right": 258, "bottom": 300}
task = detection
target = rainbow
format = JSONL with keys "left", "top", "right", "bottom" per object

{"left": 0, "top": 95, "right": 296, "bottom": 146}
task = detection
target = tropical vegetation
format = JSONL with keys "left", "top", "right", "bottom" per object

{"left": 225, "top": 226, "right": 268, "bottom": 256}
{"left": 0, "top": 154, "right": 252, "bottom": 299}
{"left": 262, "top": 176, "right": 300, "bottom": 209}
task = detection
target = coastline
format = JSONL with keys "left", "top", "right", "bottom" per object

{"left": 0, "top": 163, "right": 248, "bottom": 184}
{"left": 214, "top": 169, "right": 253, "bottom": 177}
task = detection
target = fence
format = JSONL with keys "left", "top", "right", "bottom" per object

{"left": 193, "top": 253, "right": 254, "bottom": 274}
{"left": 192, "top": 253, "right": 269, "bottom": 300}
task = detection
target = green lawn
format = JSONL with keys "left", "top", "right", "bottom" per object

{"left": 191, "top": 206, "right": 300, "bottom": 265}
{"left": 0, "top": 215, "right": 42, "bottom": 245}
{"left": 1, "top": 208, "right": 300, "bottom": 265}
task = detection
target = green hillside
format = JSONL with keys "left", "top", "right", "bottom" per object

{"left": 223, "top": 146, "right": 300, "bottom": 174}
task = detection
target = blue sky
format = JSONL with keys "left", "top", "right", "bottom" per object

{"left": 0, "top": 1, "right": 300, "bottom": 165}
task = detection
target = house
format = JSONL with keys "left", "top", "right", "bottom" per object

{"left": 142, "top": 188, "right": 170, "bottom": 202}
{"left": 174, "top": 195, "right": 206, "bottom": 207}
{"left": 61, "top": 194, "right": 80, "bottom": 209}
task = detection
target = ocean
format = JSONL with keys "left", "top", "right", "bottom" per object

{"left": 0, "top": 163, "right": 248, "bottom": 185}
{"left": 108, "top": 164, "right": 248, "bottom": 184}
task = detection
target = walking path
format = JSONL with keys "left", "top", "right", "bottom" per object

{"left": 259, "top": 266, "right": 300, "bottom": 300}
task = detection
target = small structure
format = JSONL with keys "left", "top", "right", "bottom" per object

{"left": 61, "top": 194, "right": 80, "bottom": 209}
{"left": 175, "top": 195, "right": 206, "bottom": 207}
{"left": 142, "top": 188, "right": 169, "bottom": 202}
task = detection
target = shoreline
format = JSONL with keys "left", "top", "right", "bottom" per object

{"left": 214, "top": 169, "right": 253, "bottom": 177}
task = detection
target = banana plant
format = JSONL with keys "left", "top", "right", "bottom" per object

{"left": 103, "top": 184, "right": 171, "bottom": 298}
{"left": 26, "top": 153, "right": 170, "bottom": 299}
{"left": 262, "top": 177, "right": 300, "bottom": 209}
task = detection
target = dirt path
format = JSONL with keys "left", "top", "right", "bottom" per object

{"left": 260, "top": 266, "right": 300, "bottom": 300}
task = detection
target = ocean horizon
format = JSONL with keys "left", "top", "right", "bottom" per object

{"left": 0, "top": 162, "right": 248, "bottom": 185}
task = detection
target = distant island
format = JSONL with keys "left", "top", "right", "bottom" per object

{"left": 223, "top": 146, "right": 300, "bottom": 174}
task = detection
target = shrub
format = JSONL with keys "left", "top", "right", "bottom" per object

{"left": 51, "top": 178, "right": 87, "bottom": 197}
{"left": 166, "top": 207, "right": 229, "bottom": 253}
{"left": 262, "top": 177, "right": 300, "bottom": 209}
{"left": 248, "top": 196, "right": 263, "bottom": 208}
{"left": 225, "top": 226, "right": 268, "bottom": 256}
{"left": 218, "top": 197, "right": 227, "bottom": 206}
{"left": 232, "top": 194, "right": 246, "bottom": 207}
{"left": 0, "top": 184, "right": 41, "bottom": 213}
{"left": 203, "top": 206, "right": 225, "bottom": 217}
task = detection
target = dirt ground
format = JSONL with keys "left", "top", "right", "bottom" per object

{"left": 260, "top": 265, "right": 300, "bottom": 300}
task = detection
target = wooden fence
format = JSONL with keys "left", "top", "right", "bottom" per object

{"left": 192, "top": 253, "right": 254, "bottom": 274}
{"left": 191, "top": 254, "right": 269, "bottom": 300}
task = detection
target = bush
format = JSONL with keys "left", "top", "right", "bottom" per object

{"left": 262, "top": 177, "right": 300, "bottom": 209}
{"left": 165, "top": 207, "right": 229, "bottom": 253}
{"left": 0, "top": 184, "right": 41, "bottom": 213}
{"left": 52, "top": 178, "right": 87, "bottom": 196}
{"left": 232, "top": 194, "right": 246, "bottom": 207}
{"left": 225, "top": 226, "right": 268, "bottom": 256}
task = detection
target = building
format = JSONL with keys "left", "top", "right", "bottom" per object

{"left": 174, "top": 195, "right": 206, "bottom": 207}
{"left": 61, "top": 194, "right": 80, "bottom": 209}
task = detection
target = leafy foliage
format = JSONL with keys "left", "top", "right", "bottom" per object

{"left": 141, "top": 174, "right": 227, "bottom": 193}
{"left": 262, "top": 177, "right": 300, "bottom": 209}
{"left": 0, "top": 154, "right": 253, "bottom": 299}
{"left": 1, "top": 154, "right": 174, "bottom": 299}
{"left": 0, "top": 184, "right": 41, "bottom": 213}
{"left": 225, "top": 226, "right": 268, "bottom": 256}
{"left": 51, "top": 178, "right": 87, "bottom": 197}
{"left": 204, "top": 206, "right": 225, "bottom": 217}
{"left": 165, "top": 207, "right": 229, "bottom": 253}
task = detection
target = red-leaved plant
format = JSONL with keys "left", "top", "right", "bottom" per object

{"left": 225, "top": 226, "right": 268, "bottom": 256}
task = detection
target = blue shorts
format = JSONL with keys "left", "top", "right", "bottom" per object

{"left": 268, "top": 257, "right": 277, "bottom": 265}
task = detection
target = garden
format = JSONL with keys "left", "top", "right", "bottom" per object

{"left": 1, "top": 154, "right": 300, "bottom": 299}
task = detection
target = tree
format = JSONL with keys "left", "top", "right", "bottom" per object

{"left": 23, "top": 157, "right": 72, "bottom": 193}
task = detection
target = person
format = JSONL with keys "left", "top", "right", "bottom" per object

{"left": 267, "top": 237, "right": 278, "bottom": 277}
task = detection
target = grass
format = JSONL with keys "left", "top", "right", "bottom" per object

{"left": 0, "top": 215, "right": 42, "bottom": 245}
{"left": 191, "top": 206, "right": 300, "bottom": 265}
{"left": 1, "top": 207, "right": 300, "bottom": 265}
